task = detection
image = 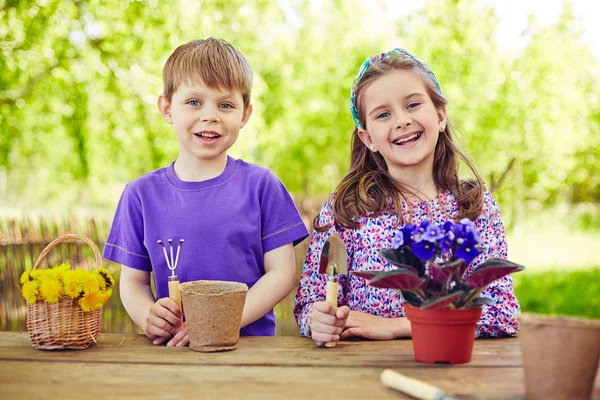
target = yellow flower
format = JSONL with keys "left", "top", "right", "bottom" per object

{"left": 54, "top": 263, "right": 70, "bottom": 281}
{"left": 100, "top": 288, "right": 113, "bottom": 305}
{"left": 38, "top": 275, "right": 63, "bottom": 303}
{"left": 20, "top": 269, "right": 32, "bottom": 285}
{"left": 21, "top": 280, "right": 39, "bottom": 304}
{"left": 98, "top": 267, "right": 115, "bottom": 288}
{"left": 79, "top": 290, "right": 103, "bottom": 312}
{"left": 63, "top": 270, "right": 83, "bottom": 299}
{"left": 80, "top": 272, "right": 99, "bottom": 293}
{"left": 95, "top": 273, "right": 107, "bottom": 291}
{"left": 43, "top": 267, "right": 59, "bottom": 281}
{"left": 56, "top": 262, "right": 70, "bottom": 271}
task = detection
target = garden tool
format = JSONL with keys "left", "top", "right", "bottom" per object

{"left": 381, "top": 369, "right": 458, "bottom": 400}
{"left": 158, "top": 239, "right": 184, "bottom": 322}
{"left": 318, "top": 233, "right": 347, "bottom": 348}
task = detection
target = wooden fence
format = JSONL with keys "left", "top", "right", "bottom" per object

{"left": 0, "top": 208, "right": 318, "bottom": 336}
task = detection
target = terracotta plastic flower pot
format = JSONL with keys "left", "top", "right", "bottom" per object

{"left": 405, "top": 305, "right": 482, "bottom": 364}
{"left": 180, "top": 280, "right": 248, "bottom": 352}
{"left": 519, "top": 313, "right": 600, "bottom": 400}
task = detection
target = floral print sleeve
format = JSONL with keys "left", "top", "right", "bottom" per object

{"left": 293, "top": 200, "right": 352, "bottom": 337}
{"left": 466, "top": 192, "right": 520, "bottom": 337}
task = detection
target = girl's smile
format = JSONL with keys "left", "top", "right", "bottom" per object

{"left": 392, "top": 130, "right": 423, "bottom": 147}
{"left": 357, "top": 69, "right": 446, "bottom": 180}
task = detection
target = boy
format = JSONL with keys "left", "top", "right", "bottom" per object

{"left": 103, "top": 38, "right": 308, "bottom": 346}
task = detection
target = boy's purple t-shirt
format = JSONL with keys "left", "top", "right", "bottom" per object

{"left": 102, "top": 156, "right": 309, "bottom": 336}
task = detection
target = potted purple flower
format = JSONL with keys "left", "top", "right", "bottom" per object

{"left": 353, "top": 218, "right": 524, "bottom": 364}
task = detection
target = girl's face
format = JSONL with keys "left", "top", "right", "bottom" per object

{"left": 357, "top": 69, "right": 446, "bottom": 180}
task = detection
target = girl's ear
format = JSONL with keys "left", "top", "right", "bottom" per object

{"left": 357, "top": 129, "right": 378, "bottom": 153}
{"left": 241, "top": 104, "right": 253, "bottom": 128}
{"left": 158, "top": 95, "right": 173, "bottom": 124}
{"left": 437, "top": 105, "right": 447, "bottom": 131}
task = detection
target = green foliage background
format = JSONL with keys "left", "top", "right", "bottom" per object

{"left": 1, "top": 1, "right": 600, "bottom": 327}
{"left": 1, "top": 0, "right": 599, "bottom": 221}
{"left": 514, "top": 268, "right": 600, "bottom": 319}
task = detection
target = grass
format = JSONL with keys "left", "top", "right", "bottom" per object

{"left": 504, "top": 205, "right": 600, "bottom": 319}
{"left": 514, "top": 267, "right": 600, "bottom": 319}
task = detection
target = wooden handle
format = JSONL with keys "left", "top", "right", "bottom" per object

{"left": 33, "top": 233, "right": 102, "bottom": 271}
{"left": 324, "top": 281, "right": 338, "bottom": 348}
{"left": 168, "top": 278, "right": 183, "bottom": 320}
{"left": 381, "top": 369, "right": 447, "bottom": 400}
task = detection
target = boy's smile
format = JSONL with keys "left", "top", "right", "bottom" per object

{"left": 158, "top": 81, "right": 252, "bottom": 181}
{"left": 194, "top": 129, "right": 222, "bottom": 145}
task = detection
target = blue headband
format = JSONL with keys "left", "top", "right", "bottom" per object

{"left": 349, "top": 48, "right": 442, "bottom": 130}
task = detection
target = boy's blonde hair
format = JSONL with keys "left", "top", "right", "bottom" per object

{"left": 162, "top": 38, "right": 253, "bottom": 110}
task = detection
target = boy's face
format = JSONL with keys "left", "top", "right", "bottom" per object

{"left": 158, "top": 80, "right": 252, "bottom": 164}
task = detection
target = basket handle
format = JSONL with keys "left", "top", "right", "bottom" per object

{"left": 33, "top": 234, "right": 102, "bottom": 271}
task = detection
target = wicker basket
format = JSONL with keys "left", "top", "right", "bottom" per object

{"left": 26, "top": 234, "right": 103, "bottom": 350}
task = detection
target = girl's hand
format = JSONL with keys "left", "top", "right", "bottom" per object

{"left": 309, "top": 302, "right": 351, "bottom": 346}
{"left": 145, "top": 297, "right": 183, "bottom": 345}
{"left": 340, "top": 311, "right": 411, "bottom": 341}
{"left": 167, "top": 324, "right": 189, "bottom": 347}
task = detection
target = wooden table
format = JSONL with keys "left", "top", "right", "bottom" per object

{"left": 1, "top": 332, "right": 599, "bottom": 399}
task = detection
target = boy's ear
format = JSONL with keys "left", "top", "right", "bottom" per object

{"left": 357, "top": 129, "right": 377, "bottom": 153}
{"left": 158, "top": 95, "right": 173, "bottom": 124}
{"left": 241, "top": 104, "right": 253, "bottom": 128}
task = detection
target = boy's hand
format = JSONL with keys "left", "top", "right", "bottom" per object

{"left": 309, "top": 302, "right": 350, "bottom": 346}
{"left": 145, "top": 297, "right": 183, "bottom": 345}
{"left": 167, "top": 324, "right": 189, "bottom": 347}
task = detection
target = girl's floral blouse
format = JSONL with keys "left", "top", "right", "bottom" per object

{"left": 294, "top": 190, "right": 520, "bottom": 338}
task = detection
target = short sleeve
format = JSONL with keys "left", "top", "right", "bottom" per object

{"left": 102, "top": 184, "right": 152, "bottom": 271}
{"left": 259, "top": 170, "right": 309, "bottom": 253}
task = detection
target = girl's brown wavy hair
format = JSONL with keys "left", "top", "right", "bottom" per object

{"left": 320, "top": 55, "right": 484, "bottom": 231}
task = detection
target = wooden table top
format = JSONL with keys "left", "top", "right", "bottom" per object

{"left": 1, "top": 331, "right": 599, "bottom": 399}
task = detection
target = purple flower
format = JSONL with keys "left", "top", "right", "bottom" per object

{"left": 412, "top": 221, "right": 429, "bottom": 243}
{"left": 416, "top": 220, "right": 430, "bottom": 234}
{"left": 401, "top": 224, "right": 416, "bottom": 245}
{"left": 422, "top": 224, "right": 444, "bottom": 242}
{"left": 439, "top": 234, "right": 454, "bottom": 252}
{"left": 459, "top": 218, "right": 475, "bottom": 229}
{"left": 465, "top": 229, "right": 480, "bottom": 244}
{"left": 393, "top": 225, "right": 416, "bottom": 248}
{"left": 451, "top": 222, "right": 465, "bottom": 239}
{"left": 455, "top": 241, "right": 481, "bottom": 265}
{"left": 451, "top": 219, "right": 481, "bottom": 245}
{"left": 442, "top": 221, "right": 454, "bottom": 232}
{"left": 412, "top": 240, "right": 436, "bottom": 261}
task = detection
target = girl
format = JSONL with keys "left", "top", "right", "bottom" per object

{"left": 294, "top": 48, "right": 520, "bottom": 346}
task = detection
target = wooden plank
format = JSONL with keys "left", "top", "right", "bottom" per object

{"left": 0, "top": 361, "right": 533, "bottom": 399}
{"left": 0, "top": 332, "right": 521, "bottom": 368}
